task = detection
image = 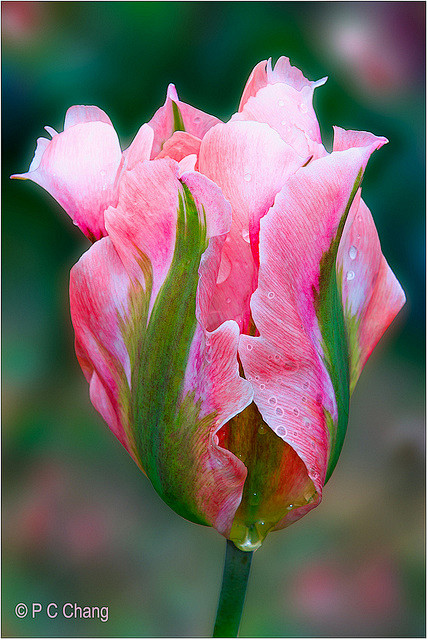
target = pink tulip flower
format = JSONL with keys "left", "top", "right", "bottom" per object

{"left": 13, "top": 57, "right": 405, "bottom": 552}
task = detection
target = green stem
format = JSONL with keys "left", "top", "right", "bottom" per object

{"left": 213, "top": 539, "right": 253, "bottom": 637}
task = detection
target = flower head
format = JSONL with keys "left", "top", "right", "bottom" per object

{"left": 13, "top": 57, "right": 405, "bottom": 551}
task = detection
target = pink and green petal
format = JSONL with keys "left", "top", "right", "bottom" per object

{"left": 148, "top": 83, "right": 221, "bottom": 158}
{"left": 337, "top": 191, "right": 405, "bottom": 391}
{"left": 198, "top": 120, "right": 306, "bottom": 332}
{"left": 12, "top": 114, "right": 122, "bottom": 241}
{"left": 239, "top": 140, "right": 387, "bottom": 531}
{"left": 105, "top": 161, "right": 252, "bottom": 531}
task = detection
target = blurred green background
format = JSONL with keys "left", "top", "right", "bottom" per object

{"left": 2, "top": 2, "right": 425, "bottom": 637}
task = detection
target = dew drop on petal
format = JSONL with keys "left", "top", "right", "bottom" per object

{"left": 299, "top": 102, "right": 308, "bottom": 113}
{"left": 346, "top": 270, "right": 355, "bottom": 281}
{"left": 244, "top": 173, "right": 252, "bottom": 182}
{"left": 258, "top": 425, "right": 266, "bottom": 435}
{"left": 246, "top": 343, "right": 253, "bottom": 350}
{"left": 216, "top": 255, "right": 231, "bottom": 284}
{"left": 275, "top": 407, "right": 284, "bottom": 417}
{"left": 349, "top": 245, "right": 358, "bottom": 260}
{"left": 226, "top": 297, "right": 231, "bottom": 304}
{"left": 287, "top": 504, "right": 294, "bottom": 510}
{"left": 268, "top": 396, "right": 276, "bottom": 405}
{"left": 260, "top": 383, "right": 266, "bottom": 390}
{"left": 302, "top": 395, "right": 307, "bottom": 402}
{"left": 293, "top": 407, "right": 300, "bottom": 416}
{"left": 276, "top": 425, "right": 287, "bottom": 436}
{"left": 267, "top": 291, "right": 275, "bottom": 299}
{"left": 194, "top": 116, "right": 201, "bottom": 123}
{"left": 242, "top": 228, "right": 250, "bottom": 243}
{"left": 303, "top": 381, "right": 309, "bottom": 389}
{"left": 249, "top": 492, "right": 260, "bottom": 505}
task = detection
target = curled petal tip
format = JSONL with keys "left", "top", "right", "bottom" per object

{"left": 166, "top": 83, "right": 179, "bottom": 101}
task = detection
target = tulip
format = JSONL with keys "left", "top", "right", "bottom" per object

{"left": 13, "top": 56, "right": 405, "bottom": 636}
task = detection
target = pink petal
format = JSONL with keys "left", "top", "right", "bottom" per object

{"left": 238, "top": 142, "right": 386, "bottom": 523}
{"left": 64, "top": 105, "right": 113, "bottom": 129}
{"left": 198, "top": 120, "right": 306, "bottom": 332}
{"left": 233, "top": 82, "right": 326, "bottom": 158}
{"left": 70, "top": 237, "right": 137, "bottom": 459}
{"left": 239, "top": 57, "right": 327, "bottom": 111}
{"left": 122, "top": 123, "right": 154, "bottom": 171}
{"left": 12, "top": 120, "right": 122, "bottom": 241}
{"left": 104, "top": 158, "right": 180, "bottom": 304}
{"left": 333, "top": 126, "right": 388, "bottom": 152}
{"left": 267, "top": 56, "right": 328, "bottom": 92}
{"left": 337, "top": 191, "right": 405, "bottom": 390}
{"left": 156, "top": 131, "right": 201, "bottom": 162}
{"left": 148, "top": 84, "right": 221, "bottom": 157}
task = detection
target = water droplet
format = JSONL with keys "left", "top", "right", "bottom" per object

{"left": 275, "top": 407, "right": 284, "bottom": 417}
{"left": 303, "top": 381, "right": 309, "bottom": 389}
{"left": 349, "top": 245, "right": 358, "bottom": 260}
{"left": 255, "top": 375, "right": 259, "bottom": 381}
{"left": 302, "top": 395, "right": 307, "bottom": 402}
{"left": 268, "top": 396, "right": 277, "bottom": 406}
{"left": 249, "top": 492, "right": 260, "bottom": 505}
{"left": 242, "top": 228, "right": 250, "bottom": 243}
{"left": 258, "top": 425, "right": 266, "bottom": 435}
{"left": 246, "top": 343, "right": 253, "bottom": 351}
{"left": 260, "top": 383, "right": 266, "bottom": 390}
{"left": 293, "top": 407, "right": 300, "bottom": 416}
{"left": 194, "top": 116, "right": 201, "bottom": 122}
{"left": 226, "top": 297, "right": 231, "bottom": 304}
{"left": 287, "top": 504, "right": 294, "bottom": 510}
{"left": 303, "top": 418, "right": 310, "bottom": 427}
{"left": 267, "top": 291, "right": 275, "bottom": 299}
{"left": 299, "top": 102, "right": 308, "bottom": 113}
{"left": 216, "top": 255, "right": 231, "bottom": 284}
{"left": 346, "top": 270, "right": 355, "bottom": 281}
{"left": 276, "top": 425, "right": 287, "bottom": 436}
{"left": 244, "top": 173, "right": 252, "bottom": 182}
{"left": 278, "top": 100, "right": 285, "bottom": 107}
{"left": 274, "top": 354, "right": 280, "bottom": 361}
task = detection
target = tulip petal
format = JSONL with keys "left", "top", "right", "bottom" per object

{"left": 198, "top": 120, "right": 307, "bottom": 332}
{"left": 236, "top": 57, "right": 327, "bottom": 158}
{"left": 239, "top": 141, "right": 386, "bottom": 525}
{"left": 104, "top": 160, "right": 252, "bottom": 531}
{"left": 70, "top": 237, "right": 137, "bottom": 458}
{"left": 338, "top": 191, "right": 405, "bottom": 392}
{"left": 148, "top": 84, "right": 221, "bottom": 157}
{"left": 156, "top": 130, "right": 201, "bottom": 162}
{"left": 64, "top": 105, "right": 113, "bottom": 129}
{"left": 122, "top": 123, "right": 155, "bottom": 171}
{"left": 12, "top": 118, "right": 122, "bottom": 241}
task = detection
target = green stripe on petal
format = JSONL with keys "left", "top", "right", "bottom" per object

{"left": 128, "top": 184, "right": 210, "bottom": 524}
{"left": 314, "top": 169, "right": 363, "bottom": 482}
{"left": 172, "top": 100, "right": 186, "bottom": 132}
